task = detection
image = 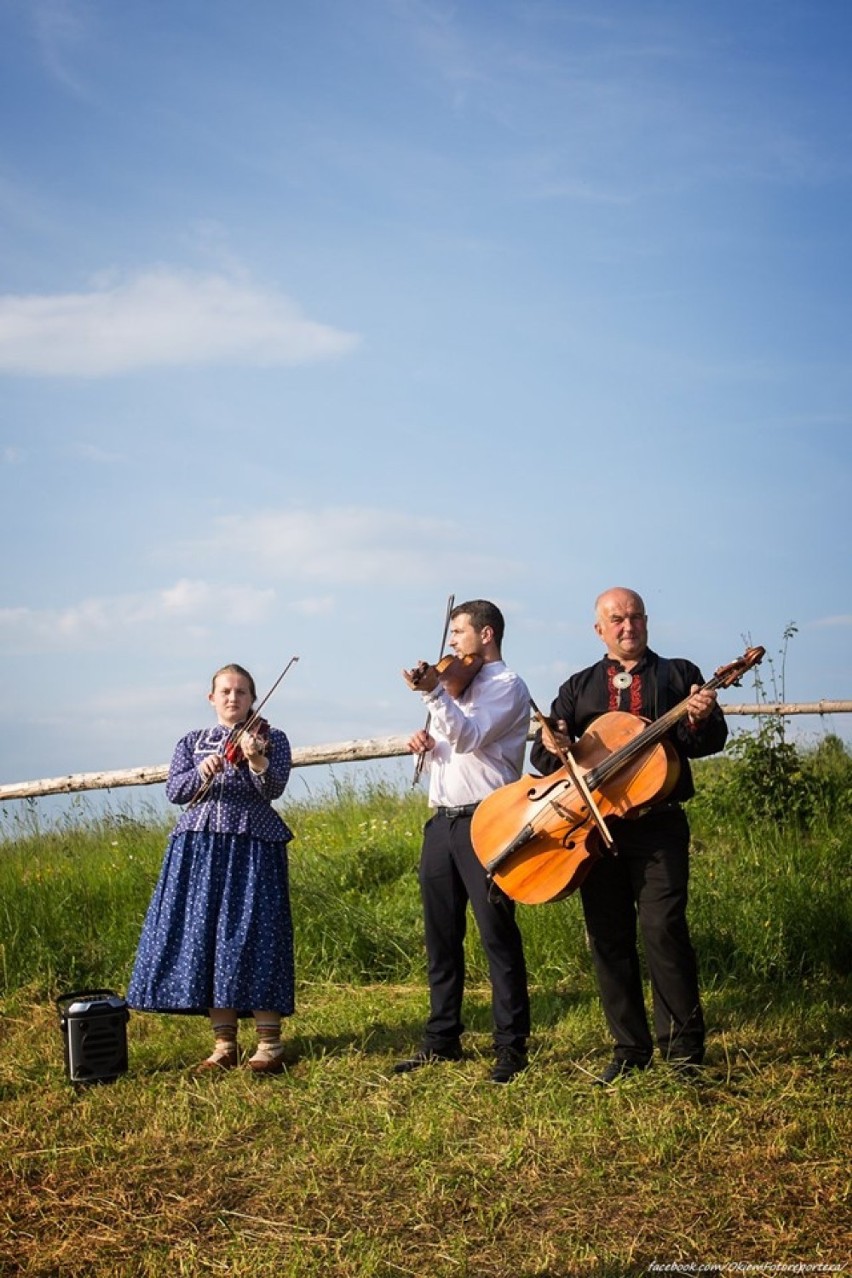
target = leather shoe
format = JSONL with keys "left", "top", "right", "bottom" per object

{"left": 248, "top": 1045, "right": 288, "bottom": 1075}
{"left": 594, "top": 1057, "right": 651, "bottom": 1086}
{"left": 393, "top": 1045, "right": 462, "bottom": 1074}
{"left": 193, "top": 1046, "right": 238, "bottom": 1074}
{"left": 491, "top": 1046, "right": 528, "bottom": 1084}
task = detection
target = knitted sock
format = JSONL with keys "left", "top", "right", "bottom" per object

{"left": 251, "top": 1015, "right": 283, "bottom": 1062}
{"left": 207, "top": 1017, "right": 238, "bottom": 1064}
{"left": 212, "top": 1021, "right": 238, "bottom": 1046}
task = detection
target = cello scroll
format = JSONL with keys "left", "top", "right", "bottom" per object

{"left": 713, "top": 647, "right": 765, "bottom": 688}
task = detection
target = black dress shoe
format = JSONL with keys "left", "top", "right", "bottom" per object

{"left": 393, "top": 1045, "right": 462, "bottom": 1074}
{"left": 491, "top": 1046, "right": 528, "bottom": 1084}
{"left": 594, "top": 1057, "right": 651, "bottom": 1086}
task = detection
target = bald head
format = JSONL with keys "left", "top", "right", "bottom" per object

{"left": 595, "top": 587, "right": 645, "bottom": 622}
{"left": 594, "top": 587, "right": 649, "bottom": 667}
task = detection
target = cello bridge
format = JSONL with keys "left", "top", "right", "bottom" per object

{"left": 551, "top": 800, "right": 576, "bottom": 822}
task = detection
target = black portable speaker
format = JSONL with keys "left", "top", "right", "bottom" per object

{"left": 57, "top": 989, "right": 129, "bottom": 1084}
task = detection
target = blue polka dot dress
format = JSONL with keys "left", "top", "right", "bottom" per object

{"left": 128, "top": 723, "right": 295, "bottom": 1017}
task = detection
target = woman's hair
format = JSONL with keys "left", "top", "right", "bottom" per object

{"left": 210, "top": 663, "right": 257, "bottom": 703}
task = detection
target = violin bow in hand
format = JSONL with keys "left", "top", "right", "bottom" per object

{"left": 529, "top": 697, "right": 614, "bottom": 849}
{"left": 412, "top": 594, "right": 454, "bottom": 786}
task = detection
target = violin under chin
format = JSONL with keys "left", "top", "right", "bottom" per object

{"left": 406, "top": 653, "right": 484, "bottom": 699}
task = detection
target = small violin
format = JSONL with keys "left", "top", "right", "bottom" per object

{"left": 408, "top": 653, "right": 484, "bottom": 699}
{"left": 224, "top": 716, "right": 270, "bottom": 765}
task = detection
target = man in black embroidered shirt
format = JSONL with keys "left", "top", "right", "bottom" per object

{"left": 530, "top": 586, "right": 728, "bottom": 1084}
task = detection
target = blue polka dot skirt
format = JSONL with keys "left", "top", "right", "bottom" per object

{"left": 128, "top": 830, "right": 295, "bottom": 1016}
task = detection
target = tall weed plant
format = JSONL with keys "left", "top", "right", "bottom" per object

{"left": 699, "top": 622, "right": 852, "bottom": 827}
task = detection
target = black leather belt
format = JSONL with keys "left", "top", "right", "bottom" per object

{"left": 435, "top": 803, "right": 480, "bottom": 819}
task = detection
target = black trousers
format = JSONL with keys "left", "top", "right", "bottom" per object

{"left": 579, "top": 809, "right": 705, "bottom": 1064}
{"left": 418, "top": 810, "right": 530, "bottom": 1052}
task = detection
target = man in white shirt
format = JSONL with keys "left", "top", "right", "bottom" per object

{"left": 395, "top": 599, "right": 531, "bottom": 1084}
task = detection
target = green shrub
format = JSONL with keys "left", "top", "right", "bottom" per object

{"left": 691, "top": 727, "right": 852, "bottom": 831}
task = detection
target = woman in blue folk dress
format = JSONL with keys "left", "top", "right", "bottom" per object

{"left": 128, "top": 663, "right": 295, "bottom": 1074}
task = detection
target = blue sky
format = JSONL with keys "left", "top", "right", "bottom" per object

{"left": 1, "top": 0, "right": 850, "bottom": 805}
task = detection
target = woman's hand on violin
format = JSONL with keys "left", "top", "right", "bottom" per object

{"left": 198, "top": 754, "right": 225, "bottom": 780}
{"left": 686, "top": 684, "right": 717, "bottom": 726}
{"left": 242, "top": 733, "right": 269, "bottom": 772}
{"left": 407, "top": 729, "right": 435, "bottom": 755}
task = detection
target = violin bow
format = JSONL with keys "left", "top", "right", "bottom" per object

{"left": 188, "top": 656, "right": 300, "bottom": 807}
{"left": 237, "top": 655, "right": 300, "bottom": 746}
{"left": 412, "top": 594, "right": 454, "bottom": 786}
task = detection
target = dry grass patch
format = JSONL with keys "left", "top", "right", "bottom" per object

{"left": 1, "top": 983, "right": 849, "bottom": 1277}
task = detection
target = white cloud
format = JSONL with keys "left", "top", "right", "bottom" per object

{"left": 87, "top": 681, "right": 200, "bottom": 717}
{"left": 0, "top": 579, "right": 275, "bottom": 652}
{"left": 185, "top": 506, "right": 520, "bottom": 587}
{"left": 0, "top": 268, "right": 360, "bottom": 377}
{"left": 395, "top": 0, "right": 484, "bottom": 101}
{"left": 71, "top": 441, "right": 123, "bottom": 464}
{"left": 32, "top": 0, "right": 94, "bottom": 100}
{"left": 810, "top": 615, "right": 852, "bottom": 629}
{"left": 291, "top": 595, "right": 336, "bottom": 616}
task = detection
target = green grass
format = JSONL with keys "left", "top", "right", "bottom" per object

{"left": 2, "top": 981, "right": 849, "bottom": 1277}
{"left": 1, "top": 761, "right": 851, "bottom": 1277}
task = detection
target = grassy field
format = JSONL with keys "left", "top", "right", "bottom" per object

{"left": 1, "top": 753, "right": 850, "bottom": 1277}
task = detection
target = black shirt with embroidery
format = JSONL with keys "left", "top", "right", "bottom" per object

{"left": 529, "top": 648, "right": 728, "bottom": 805}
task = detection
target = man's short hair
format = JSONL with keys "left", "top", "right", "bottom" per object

{"left": 452, "top": 599, "right": 505, "bottom": 649}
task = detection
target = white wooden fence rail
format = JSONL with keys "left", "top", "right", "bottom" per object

{"left": 2, "top": 701, "right": 850, "bottom": 803}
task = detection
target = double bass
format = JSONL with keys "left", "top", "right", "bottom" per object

{"left": 470, "top": 646, "right": 764, "bottom": 906}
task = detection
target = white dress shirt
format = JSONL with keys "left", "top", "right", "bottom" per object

{"left": 420, "top": 660, "right": 531, "bottom": 807}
